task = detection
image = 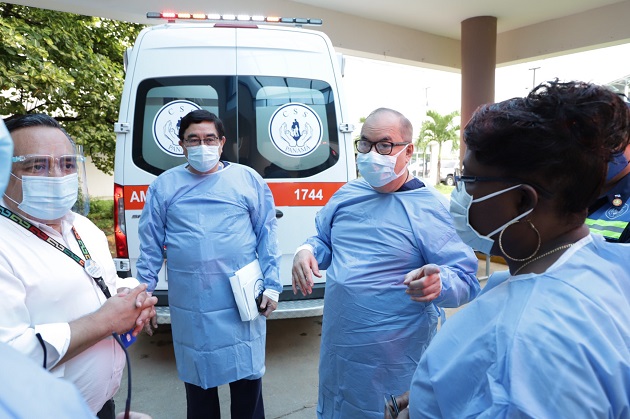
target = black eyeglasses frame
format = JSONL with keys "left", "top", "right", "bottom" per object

{"left": 354, "top": 139, "right": 409, "bottom": 156}
{"left": 453, "top": 169, "right": 553, "bottom": 199}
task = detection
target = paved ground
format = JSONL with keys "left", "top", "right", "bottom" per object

{"left": 114, "top": 258, "right": 507, "bottom": 418}
{"left": 114, "top": 318, "right": 323, "bottom": 418}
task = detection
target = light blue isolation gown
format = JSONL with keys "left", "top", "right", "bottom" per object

{"left": 306, "top": 178, "right": 480, "bottom": 419}
{"left": 136, "top": 163, "right": 281, "bottom": 389}
{"left": 0, "top": 342, "right": 94, "bottom": 418}
{"left": 409, "top": 234, "right": 630, "bottom": 418}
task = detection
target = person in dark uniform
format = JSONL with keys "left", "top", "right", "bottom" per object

{"left": 586, "top": 143, "right": 630, "bottom": 243}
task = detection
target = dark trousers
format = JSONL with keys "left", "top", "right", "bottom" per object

{"left": 185, "top": 378, "right": 265, "bottom": 419}
{"left": 96, "top": 398, "right": 115, "bottom": 419}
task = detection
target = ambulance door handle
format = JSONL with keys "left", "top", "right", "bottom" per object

{"left": 276, "top": 209, "right": 284, "bottom": 219}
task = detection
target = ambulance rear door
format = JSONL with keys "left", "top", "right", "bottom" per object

{"left": 232, "top": 26, "right": 356, "bottom": 317}
{"left": 115, "top": 24, "right": 239, "bottom": 317}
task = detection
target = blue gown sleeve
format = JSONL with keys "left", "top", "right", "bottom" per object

{"left": 432, "top": 232, "right": 480, "bottom": 307}
{"left": 0, "top": 343, "right": 96, "bottom": 418}
{"left": 412, "top": 193, "right": 480, "bottom": 308}
{"left": 304, "top": 202, "right": 334, "bottom": 270}
{"left": 251, "top": 176, "right": 282, "bottom": 293}
{"left": 136, "top": 182, "right": 167, "bottom": 293}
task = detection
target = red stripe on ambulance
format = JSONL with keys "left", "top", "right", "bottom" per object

{"left": 267, "top": 182, "right": 345, "bottom": 207}
{"left": 123, "top": 182, "right": 344, "bottom": 210}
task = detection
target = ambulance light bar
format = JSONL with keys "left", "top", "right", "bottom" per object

{"left": 147, "top": 12, "right": 323, "bottom": 26}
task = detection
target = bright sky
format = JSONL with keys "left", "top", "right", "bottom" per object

{"left": 342, "top": 56, "right": 461, "bottom": 140}
{"left": 342, "top": 42, "right": 630, "bottom": 141}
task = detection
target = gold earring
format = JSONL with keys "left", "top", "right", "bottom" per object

{"left": 499, "top": 219, "right": 541, "bottom": 262}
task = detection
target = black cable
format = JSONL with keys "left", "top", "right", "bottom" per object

{"left": 112, "top": 333, "right": 132, "bottom": 419}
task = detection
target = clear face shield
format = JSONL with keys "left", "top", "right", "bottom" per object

{"left": 72, "top": 145, "right": 90, "bottom": 216}
{"left": 0, "top": 121, "right": 12, "bottom": 194}
{"left": 9, "top": 144, "right": 90, "bottom": 218}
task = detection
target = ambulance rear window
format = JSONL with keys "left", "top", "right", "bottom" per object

{"left": 132, "top": 76, "right": 340, "bottom": 178}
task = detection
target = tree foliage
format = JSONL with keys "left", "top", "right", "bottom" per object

{"left": 0, "top": 3, "right": 144, "bottom": 173}
{"left": 417, "top": 109, "right": 460, "bottom": 184}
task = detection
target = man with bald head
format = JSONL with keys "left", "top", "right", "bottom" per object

{"left": 292, "top": 108, "right": 480, "bottom": 418}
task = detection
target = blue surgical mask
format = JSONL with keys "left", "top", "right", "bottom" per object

{"left": 6, "top": 173, "right": 78, "bottom": 221}
{"left": 606, "top": 151, "right": 629, "bottom": 182}
{"left": 187, "top": 145, "right": 220, "bottom": 173}
{"left": 449, "top": 183, "right": 532, "bottom": 255}
{"left": 0, "top": 121, "right": 13, "bottom": 194}
{"left": 357, "top": 144, "right": 409, "bottom": 187}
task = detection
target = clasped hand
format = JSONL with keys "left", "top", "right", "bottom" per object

{"left": 105, "top": 283, "right": 158, "bottom": 337}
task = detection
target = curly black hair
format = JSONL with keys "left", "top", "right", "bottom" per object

{"left": 464, "top": 80, "right": 630, "bottom": 215}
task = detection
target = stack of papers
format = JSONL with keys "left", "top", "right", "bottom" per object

{"left": 230, "top": 259, "right": 265, "bottom": 321}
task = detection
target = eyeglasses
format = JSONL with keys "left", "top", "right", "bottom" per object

{"left": 453, "top": 169, "right": 553, "bottom": 198}
{"left": 355, "top": 139, "right": 409, "bottom": 155}
{"left": 11, "top": 154, "right": 84, "bottom": 176}
{"left": 183, "top": 134, "right": 223, "bottom": 147}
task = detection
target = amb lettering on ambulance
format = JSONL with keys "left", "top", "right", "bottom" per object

{"left": 112, "top": 11, "right": 356, "bottom": 324}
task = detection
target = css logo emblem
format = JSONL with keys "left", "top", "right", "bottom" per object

{"left": 269, "top": 103, "right": 322, "bottom": 157}
{"left": 153, "top": 100, "right": 202, "bottom": 156}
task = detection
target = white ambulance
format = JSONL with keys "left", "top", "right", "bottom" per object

{"left": 112, "top": 12, "right": 356, "bottom": 323}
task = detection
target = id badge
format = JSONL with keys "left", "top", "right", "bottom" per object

{"left": 84, "top": 258, "right": 104, "bottom": 278}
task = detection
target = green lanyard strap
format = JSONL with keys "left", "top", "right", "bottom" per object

{"left": 0, "top": 205, "right": 111, "bottom": 298}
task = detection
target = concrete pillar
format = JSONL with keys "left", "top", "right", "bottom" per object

{"left": 460, "top": 16, "right": 497, "bottom": 165}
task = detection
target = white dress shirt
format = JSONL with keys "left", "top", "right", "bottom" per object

{"left": 0, "top": 201, "right": 138, "bottom": 413}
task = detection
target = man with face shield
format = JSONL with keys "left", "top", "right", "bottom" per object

{"left": 0, "top": 114, "right": 157, "bottom": 418}
{"left": 292, "top": 108, "right": 480, "bottom": 418}
{"left": 0, "top": 119, "right": 96, "bottom": 418}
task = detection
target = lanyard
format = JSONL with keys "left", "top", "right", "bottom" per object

{"left": 0, "top": 205, "right": 111, "bottom": 298}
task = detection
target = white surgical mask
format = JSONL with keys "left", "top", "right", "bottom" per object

{"left": 0, "top": 121, "right": 12, "bottom": 194}
{"left": 186, "top": 145, "right": 220, "bottom": 173}
{"left": 357, "top": 144, "right": 408, "bottom": 187}
{"left": 9, "top": 173, "right": 79, "bottom": 221}
{"left": 449, "top": 183, "right": 532, "bottom": 255}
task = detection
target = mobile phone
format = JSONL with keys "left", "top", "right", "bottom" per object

{"left": 256, "top": 293, "right": 264, "bottom": 313}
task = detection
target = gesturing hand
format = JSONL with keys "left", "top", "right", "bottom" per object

{"left": 403, "top": 264, "right": 442, "bottom": 303}
{"left": 292, "top": 249, "right": 321, "bottom": 296}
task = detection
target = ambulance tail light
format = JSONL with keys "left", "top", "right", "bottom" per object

{"left": 146, "top": 11, "right": 323, "bottom": 26}
{"left": 114, "top": 183, "right": 129, "bottom": 259}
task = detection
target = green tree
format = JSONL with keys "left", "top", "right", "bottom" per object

{"left": 417, "top": 109, "right": 460, "bottom": 185}
{"left": 414, "top": 133, "right": 432, "bottom": 178}
{"left": 0, "top": 3, "right": 144, "bottom": 173}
